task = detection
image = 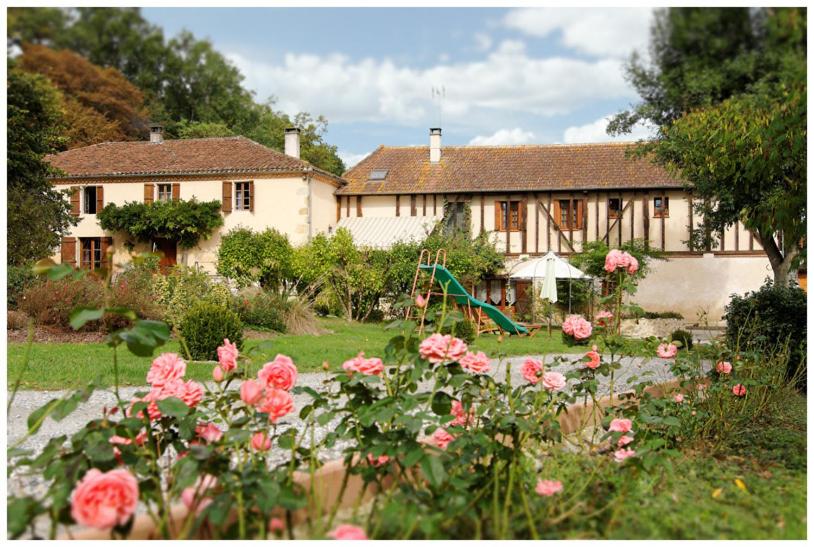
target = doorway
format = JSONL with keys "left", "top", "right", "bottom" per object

{"left": 153, "top": 238, "right": 177, "bottom": 273}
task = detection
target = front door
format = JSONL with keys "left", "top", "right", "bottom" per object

{"left": 153, "top": 238, "right": 177, "bottom": 273}
{"left": 514, "top": 280, "right": 532, "bottom": 319}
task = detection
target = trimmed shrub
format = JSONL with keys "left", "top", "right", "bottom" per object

{"left": 20, "top": 276, "right": 105, "bottom": 330}
{"left": 153, "top": 265, "right": 232, "bottom": 327}
{"left": 724, "top": 281, "right": 806, "bottom": 391}
{"left": 669, "top": 328, "right": 693, "bottom": 351}
{"left": 179, "top": 302, "right": 244, "bottom": 361}
{"left": 234, "top": 290, "right": 288, "bottom": 332}
{"left": 8, "top": 265, "right": 36, "bottom": 309}
{"left": 441, "top": 318, "right": 477, "bottom": 345}
{"left": 8, "top": 310, "right": 28, "bottom": 330}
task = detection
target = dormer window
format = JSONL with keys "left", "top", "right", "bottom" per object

{"left": 368, "top": 169, "right": 389, "bottom": 181}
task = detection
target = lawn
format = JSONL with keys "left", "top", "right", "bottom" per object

{"left": 7, "top": 317, "right": 647, "bottom": 390}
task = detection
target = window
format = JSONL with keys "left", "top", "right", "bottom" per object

{"left": 496, "top": 200, "right": 522, "bottom": 231}
{"left": 235, "top": 182, "right": 251, "bottom": 210}
{"left": 608, "top": 198, "right": 622, "bottom": 218}
{"left": 654, "top": 196, "right": 670, "bottom": 217}
{"left": 445, "top": 202, "right": 467, "bottom": 232}
{"left": 368, "top": 169, "right": 389, "bottom": 181}
{"left": 80, "top": 238, "right": 102, "bottom": 270}
{"left": 157, "top": 183, "right": 173, "bottom": 202}
{"left": 83, "top": 186, "right": 97, "bottom": 214}
{"left": 555, "top": 199, "right": 584, "bottom": 230}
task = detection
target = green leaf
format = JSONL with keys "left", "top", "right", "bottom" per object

{"left": 403, "top": 446, "right": 424, "bottom": 468}
{"left": 27, "top": 398, "right": 60, "bottom": 435}
{"left": 431, "top": 391, "right": 453, "bottom": 416}
{"left": 420, "top": 455, "right": 447, "bottom": 488}
{"left": 115, "top": 320, "right": 171, "bottom": 356}
{"left": 156, "top": 397, "right": 189, "bottom": 418}
{"left": 69, "top": 307, "right": 104, "bottom": 330}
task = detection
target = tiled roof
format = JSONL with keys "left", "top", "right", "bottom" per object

{"left": 45, "top": 136, "right": 344, "bottom": 184}
{"left": 337, "top": 142, "right": 684, "bottom": 195}
{"left": 335, "top": 215, "right": 442, "bottom": 249}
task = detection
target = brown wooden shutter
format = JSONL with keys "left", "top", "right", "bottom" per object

{"left": 494, "top": 201, "right": 502, "bottom": 231}
{"left": 70, "top": 187, "right": 80, "bottom": 216}
{"left": 248, "top": 181, "right": 255, "bottom": 212}
{"left": 96, "top": 186, "right": 104, "bottom": 213}
{"left": 61, "top": 237, "right": 76, "bottom": 266}
{"left": 576, "top": 199, "right": 585, "bottom": 230}
{"left": 552, "top": 200, "right": 561, "bottom": 228}
{"left": 144, "top": 183, "right": 154, "bottom": 204}
{"left": 172, "top": 183, "right": 180, "bottom": 202}
{"left": 100, "top": 237, "right": 113, "bottom": 268}
{"left": 222, "top": 181, "right": 232, "bottom": 213}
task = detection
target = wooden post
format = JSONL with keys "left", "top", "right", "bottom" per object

{"left": 410, "top": 195, "right": 417, "bottom": 216}
{"left": 643, "top": 193, "right": 650, "bottom": 249}
{"left": 346, "top": 196, "right": 350, "bottom": 217}
{"left": 581, "top": 194, "right": 588, "bottom": 249}
{"left": 534, "top": 192, "right": 539, "bottom": 254}
{"left": 594, "top": 193, "right": 599, "bottom": 242}
{"left": 522, "top": 194, "right": 528, "bottom": 254}
{"left": 734, "top": 220, "right": 740, "bottom": 251}
{"left": 660, "top": 196, "right": 666, "bottom": 251}
{"left": 423, "top": 195, "right": 427, "bottom": 216}
{"left": 356, "top": 196, "right": 363, "bottom": 217}
{"left": 480, "top": 194, "right": 485, "bottom": 234}
{"left": 605, "top": 193, "right": 610, "bottom": 244}
{"left": 396, "top": 195, "right": 400, "bottom": 217}
{"left": 629, "top": 191, "right": 635, "bottom": 242}
{"left": 547, "top": 193, "right": 552, "bottom": 252}
{"left": 617, "top": 192, "right": 623, "bottom": 244}
{"left": 688, "top": 194, "right": 693, "bottom": 252}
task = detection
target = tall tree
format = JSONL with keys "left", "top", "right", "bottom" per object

{"left": 610, "top": 7, "right": 806, "bottom": 286}
{"left": 7, "top": 65, "right": 76, "bottom": 265}
{"left": 19, "top": 44, "right": 150, "bottom": 146}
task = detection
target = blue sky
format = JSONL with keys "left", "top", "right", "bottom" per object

{"left": 143, "top": 7, "right": 657, "bottom": 167}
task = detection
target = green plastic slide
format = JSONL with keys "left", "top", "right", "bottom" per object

{"left": 419, "top": 264, "right": 528, "bottom": 335}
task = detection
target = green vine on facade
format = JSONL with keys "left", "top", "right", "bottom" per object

{"left": 97, "top": 199, "right": 224, "bottom": 248}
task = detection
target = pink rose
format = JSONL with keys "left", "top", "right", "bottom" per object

{"left": 212, "top": 366, "right": 224, "bottom": 383}
{"left": 251, "top": 431, "right": 271, "bottom": 452}
{"left": 415, "top": 294, "right": 427, "bottom": 308}
{"left": 240, "top": 379, "right": 264, "bottom": 406}
{"left": 627, "top": 255, "right": 639, "bottom": 275}
{"left": 609, "top": 418, "right": 633, "bottom": 433}
{"left": 603, "top": 249, "right": 627, "bottom": 273}
{"left": 171, "top": 380, "right": 204, "bottom": 408}
{"left": 146, "top": 353, "right": 186, "bottom": 387}
{"left": 460, "top": 351, "right": 490, "bottom": 374}
{"left": 674, "top": 393, "right": 684, "bottom": 403}
{"left": 366, "top": 453, "right": 390, "bottom": 467}
{"left": 216, "top": 338, "right": 239, "bottom": 373}
{"left": 585, "top": 347, "right": 601, "bottom": 369}
{"left": 108, "top": 435, "right": 131, "bottom": 447}
{"left": 70, "top": 468, "right": 139, "bottom": 530}
{"left": 716, "top": 361, "right": 732, "bottom": 374}
{"left": 258, "top": 354, "right": 298, "bottom": 391}
{"left": 732, "top": 384, "right": 746, "bottom": 397}
{"left": 196, "top": 422, "right": 223, "bottom": 444}
{"left": 542, "top": 371, "right": 567, "bottom": 392}
{"left": 342, "top": 353, "right": 384, "bottom": 375}
{"left": 329, "top": 524, "right": 368, "bottom": 540}
{"left": 450, "top": 399, "right": 475, "bottom": 427}
{"left": 430, "top": 427, "right": 455, "bottom": 450}
{"left": 521, "top": 358, "right": 543, "bottom": 384}
{"left": 258, "top": 388, "right": 294, "bottom": 423}
{"left": 614, "top": 448, "right": 636, "bottom": 462}
{"left": 562, "top": 315, "right": 592, "bottom": 340}
{"left": 535, "top": 479, "right": 563, "bottom": 497}
{"left": 656, "top": 343, "right": 678, "bottom": 359}
{"left": 268, "top": 517, "right": 286, "bottom": 533}
{"left": 181, "top": 474, "right": 218, "bottom": 513}
{"left": 617, "top": 435, "right": 634, "bottom": 447}
{"left": 418, "top": 333, "right": 468, "bottom": 364}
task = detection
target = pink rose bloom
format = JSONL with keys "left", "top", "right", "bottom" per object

{"left": 614, "top": 448, "right": 636, "bottom": 462}
{"left": 329, "top": 524, "right": 368, "bottom": 540}
{"left": 521, "top": 358, "right": 543, "bottom": 384}
{"left": 430, "top": 427, "right": 455, "bottom": 450}
{"left": 732, "top": 384, "right": 747, "bottom": 397}
{"left": 585, "top": 347, "right": 601, "bottom": 370}
{"left": 172, "top": 380, "right": 204, "bottom": 408}
{"left": 562, "top": 315, "right": 592, "bottom": 340}
{"left": 656, "top": 343, "right": 678, "bottom": 359}
{"left": 542, "top": 371, "right": 567, "bottom": 392}
{"left": 251, "top": 431, "right": 271, "bottom": 452}
{"left": 343, "top": 353, "right": 385, "bottom": 376}
{"left": 181, "top": 474, "right": 217, "bottom": 513}
{"left": 604, "top": 249, "right": 628, "bottom": 273}
{"left": 674, "top": 393, "right": 684, "bottom": 403}
{"left": 268, "top": 517, "right": 286, "bottom": 533}
{"left": 627, "top": 254, "right": 639, "bottom": 275}
{"left": 617, "top": 435, "right": 634, "bottom": 447}
{"left": 415, "top": 293, "right": 427, "bottom": 308}
{"left": 535, "top": 479, "right": 563, "bottom": 496}
{"left": 595, "top": 310, "right": 613, "bottom": 325}
{"left": 460, "top": 351, "right": 491, "bottom": 374}
{"left": 216, "top": 338, "right": 239, "bottom": 372}
{"left": 450, "top": 399, "right": 475, "bottom": 427}
{"left": 418, "top": 333, "right": 468, "bottom": 364}
{"left": 146, "top": 353, "right": 186, "bottom": 387}
{"left": 196, "top": 422, "right": 223, "bottom": 444}
{"left": 129, "top": 390, "right": 163, "bottom": 421}
{"left": 716, "top": 361, "right": 732, "bottom": 374}
{"left": 609, "top": 418, "right": 633, "bottom": 433}
{"left": 258, "top": 388, "right": 294, "bottom": 423}
{"left": 108, "top": 435, "right": 131, "bottom": 447}
{"left": 70, "top": 468, "right": 139, "bottom": 530}
{"left": 240, "top": 379, "right": 264, "bottom": 406}
{"left": 258, "top": 354, "right": 298, "bottom": 391}
{"left": 212, "top": 366, "right": 224, "bottom": 382}
{"left": 367, "top": 453, "right": 390, "bottom": 467}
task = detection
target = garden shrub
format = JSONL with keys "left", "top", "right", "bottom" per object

{"left": 217, "top": 227, "right": 294, "bottom": 290}
{"left": 153, "top": 265, "right": 232, "bottom": 327}
{"left": 284, "top": 296, "right": 321, "bottom": 335}
{"left": 20, "top": 276, "right": 104, "bottom": 330}
{"left": 8, "top": 264, "right": 36, "bottom": 309}
{"left": 233, "top": 289, "right": 288, "bottom": 332}
{"left": 670, "top": 328, "right": 693, "bottom": 351}
{"left": 179, "top": 301, "right": 243, "bottom": 360}
{"left": 8, "top": 310, "right": 28, "bottom": 330}
{"left": 441, "top": 318, "right": 476, "bottom": 344}
{"left": 724, "top": 281, "right": 806, "bottom": 391}
{"left": 105, "top": 260, "right": 166, "bottom": 331}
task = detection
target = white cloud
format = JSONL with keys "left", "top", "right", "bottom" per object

{"left": 562, "top": 115, "right": 656, "bottom": 144}
{"left": 469, "top": 128, "right": 536, "bottom": 145}
{"left": 503, "top": 8, "right": 654, "bottom": 59}
{"left": 226, "top": 40, "right": 635, "bottom": 135}
{"left": 474, "top": 32, "right": 493, "bottom": 51}
{"left": 338, "top": 150, "right": 371, "bottom": 169}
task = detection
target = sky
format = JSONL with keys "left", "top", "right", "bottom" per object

{"left": 142, "top": 7, "right": 658, "bottom": 168}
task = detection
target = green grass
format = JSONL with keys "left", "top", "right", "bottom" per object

{"left": 7, "top": 317, "right": 646, "bottom": 390}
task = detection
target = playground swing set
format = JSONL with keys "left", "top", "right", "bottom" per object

{"left": 406, "top": 249, "right": 542, "bottom": 337}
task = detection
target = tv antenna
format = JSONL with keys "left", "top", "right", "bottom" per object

{"left": 431, "top": 85, "right": 445, "bottom": 127}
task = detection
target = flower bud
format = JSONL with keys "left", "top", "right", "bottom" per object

{"left": 212, "top": 366, "right": 224, "bottom": 382}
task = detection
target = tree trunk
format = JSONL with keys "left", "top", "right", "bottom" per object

{"left": 755, "top": 229, "right": 801, "bottom": 287}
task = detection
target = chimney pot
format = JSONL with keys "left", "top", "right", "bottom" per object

{"left": 429, "top": 127, "right": 442, "bottom": 163}
{"left": 285, "top": 127, "right": 301, "bottom": 159}
{"left": 149, "top": 124, "right": 164, "bottom": 144}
